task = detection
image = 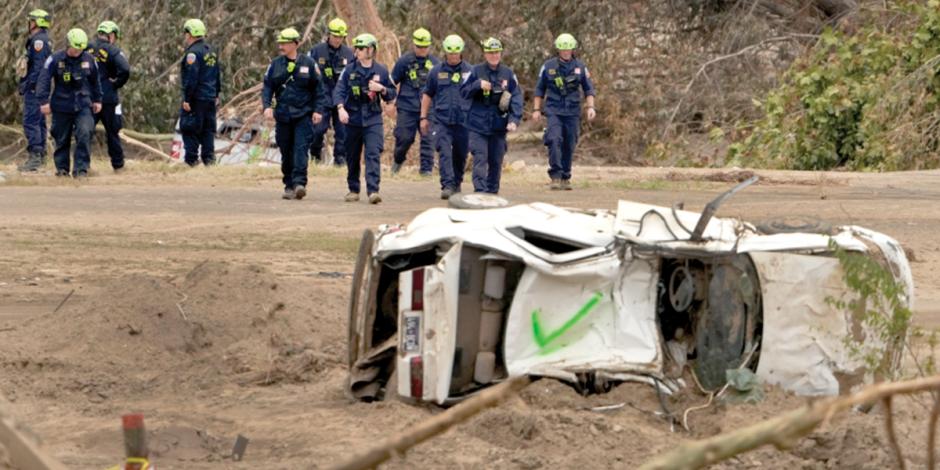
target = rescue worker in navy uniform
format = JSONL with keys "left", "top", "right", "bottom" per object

{"left": 533, "top": 33, "right": 596, "bottom": 190}
{"left": 36, "top": 29, "right": 103, "bottom": 178}
{"left": 420, "top": 34, "right": 471, "bottom": 199}
{"left": 87, "top": 21, "right": 131, "bottom": 172}
{"left": 334, "top": 33, "right": 397, "bottom": 205}
{"left": 262, "top": 28, "right": 329, "bottom": 200}
{"left": 390, "top": 28, "right": 440, "bottom": 175}
{"left": 179, "top": 18, "right": 222, "bottom": 167}
{"left": 17, "top": 10, "right": 53, "bottom": 172}
{"left": 460, "top": 37, "right": 523, "bottom": 194}
{"left": 307, "top": 18, "right": 355, "bottom": 166}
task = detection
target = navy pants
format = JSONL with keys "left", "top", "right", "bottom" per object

{"left": 94, "top": 103, "right": 125, "bottom": 169}
{"left": 181, "top": 100, "right": 216, "bottom": 166}
{"left": 276, "top": 115, "right": 314, "bottom": 190}
{"left": 393, "top": 109, "right": 434, "bottom": 173}
{"left": 345, "top": 124, "right": 383, "bottom": 194}
{"left": 545, "top": 114, "right": 580, "bottom": 180}
{"left": 310, "top": 106, "right": 347, "bottom": 165}
{"left": 50, "top": 108, "right": 94, "bottom": 175}
{"left": 434, "top": 122, "right": 468, "bottom": 191}
{"left": 23, "top": 91, "right": 46, "bottom": 155}
{"left": 469, "top": 130, "right": 507, "bottom": 194}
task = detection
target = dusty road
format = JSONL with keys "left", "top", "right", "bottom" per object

{"left": 1, "top": 161, "right": 938, "bottom": 468}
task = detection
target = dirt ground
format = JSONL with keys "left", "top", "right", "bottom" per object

{"left": 1, "top": 154, "right": 939, "bottom": 469}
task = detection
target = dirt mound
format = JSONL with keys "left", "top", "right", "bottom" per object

{"left": 1, "top": 261, "right": 344, "bottom": 399}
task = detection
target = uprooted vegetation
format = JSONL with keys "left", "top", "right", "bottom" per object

{"left": 0, "top": 0, "right": 873, "bottom": 166}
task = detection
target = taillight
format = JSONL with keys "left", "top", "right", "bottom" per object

{"left": 411, "top": 268, "right": 424, "bottom": 311}
{"left": 410, "top": 356, "right": 423, "bottom": 398}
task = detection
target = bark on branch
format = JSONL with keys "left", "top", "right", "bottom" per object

{"left": 639, "top": 375, "right": 940, "bottom": 470}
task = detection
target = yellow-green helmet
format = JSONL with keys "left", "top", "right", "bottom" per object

{"left": 481, "top": 37, "right": 503, "bottom": 52}
{"left": 328, "top": 18, "right": 348, "bottom": 37}
{"left": 277, "top": 27, "right": 301, "bottom": 43}
{"left": 412, "top": 28, "right": 432, "bottom": 47}
{"left": 27, "top": 9, "right": 51, "bottom": 29}
{"left": 67, "top": 28, "right": 88, "bottom": 50}
{"left": 183, "top": 18, "right": 206, "bottom": 37}
{"left": 353, "top": 33, "right": 378, "bottom": 50}
{"left": 97, "top": 21, "right": 121, "bottom": 38}
{"left": 554, "top": 33, "right": 577, "bottom": 51}
{"left": 442, "top": 34, "right": 464, "bottom": 53}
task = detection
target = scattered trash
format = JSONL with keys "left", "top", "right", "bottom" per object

{"left": 232, "top": 434, "right": 249, "bottom": 461}
{"left": 589, "top": 403, "right": 626, "bottom": 412}
{"left": 721, "top": 368, "right": 764, "bottom": 404}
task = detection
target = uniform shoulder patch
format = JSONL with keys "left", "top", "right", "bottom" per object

{"left": 186, "top": 53, "right": 197, "bottom": 65}
{"left": 547, "top": 68, "right": 556, "bottom": 75}
{"left": 318, "top": 57, "right": 326, "bottom": 64}
{"left": 81, "top": 61, "right": 91, "bottom": 69}
{"left": 33, "top": 40, "right": 44, "bottom": 52}
{"left": 300, "top": 66, "right": 310, "bottom": 75}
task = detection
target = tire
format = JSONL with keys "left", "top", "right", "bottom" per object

{"left": 348, "top": 229, "right": 376, "bottom": 369}
{"left": 756, "top": 216, "right": 833, "bottom": 235}
{"left": 447, "top": 192, "right": 510, "bottom": 210}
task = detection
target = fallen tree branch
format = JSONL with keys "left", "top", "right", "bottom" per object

{"left": 300, "top": 0, "right": 327, "bottom": 47}
{"left": 0, "top": 398, "right": 69, "bottom": 470}
{"left": 331, "top": 375, "right": 533, "bottom": 470}
{"left": 639, "top": 375, "right": 940, "bottom": 470}
{"left": 97, "top": 126, "right": 177, "bottom": 162}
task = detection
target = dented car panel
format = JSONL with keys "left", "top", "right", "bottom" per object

{"left": 349, "top": 191, "right": 913, "bottom": 404}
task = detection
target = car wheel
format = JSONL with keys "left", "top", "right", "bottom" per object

{"left": 448, "top": 192, "right": 510, "bottom": 210}
{"left": 348, "top": 228, "right": 376, "bottom": 369}
{"left": 692, "top": 255, "right": 762, "bottom": 391}
{"left": 756, "top": 216, "right": 833, "bottom": 235}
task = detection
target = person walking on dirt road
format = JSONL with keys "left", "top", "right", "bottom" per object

{"left": 36, "top": 28, "right": 103, "bottom": 178}
{"left": 262, "top": 27, "right": 329, "bottom": 200}
{"left": 460, "top": 37, "right": 523, "bottom": 194}
{"left": 390, "top": 28, "right": 440, "bottom": 176}
{"left": 335, "top": 33, "right": 396, "bottom": 205}
{"left": 307, "top": 18, "right": 355, "bottom": 166}
{"left": 532, "top": 33, "right": 596, "bottom": 191}
{"left": 420, "top": 34, "right": 472, "bottom": 199}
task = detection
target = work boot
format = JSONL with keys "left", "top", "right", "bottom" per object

{"left": 113, "top": 166, "right": 125, "bottom": 174}
{"left": 419, "top": 171, "right": 432, "bottom": 178}
{"left": 55, "top": 169, "right": 69, "bottom": 177}
{"left": 282, "top": 188, "right": 295, "bottom": 200}
{"left": 550, "top": 178, "right": 562, "bottom": 190}
{"left": 75, "top": 170, "right": 88, "bottom": 180}
{"left": 17, "top": 152, "right": 42, "bottom": 172}
{"left": 440, "top": 187, "right": 455, "bottom": 200}
{"left": 344, "top": 192, "right": 360, "bottom": 202}
{"left": 391, "top": 162, "right": 402, "bottom": 174}
{"left": 294, "top": 185, "right": 307, "bottom": 200}
{"left": 561, "top": 179, "right": 572, "bottom": 191}
{"left": 368, "top": 193, "right": 382, "bottom": 205}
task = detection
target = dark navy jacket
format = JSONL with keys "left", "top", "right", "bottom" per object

{"left": 36, "top": 50, "right": 103, "bottom": 114}
{"left": 308, "top": 41, "right": 355, "bottom": 105}
{"left": 18, "top": 29, "right": 52, "bottom": 95}
{"left": 391, "top": 51, "right": 440, "bottom": 113}
{"left": 262, "top": 54, "right": 329, "bottom": 122}
{"left": 87, "top": 38, "right": 131, "bottom": 104}
{"left": 460, "top": 62, "right": 523, "bottom": 135}
{"left": 534, "top": 57, "right": 596, "bottom": 117}
{"left": 180, "top": 39, "right": 221, "bottom": 103}
{"left": 333, "top": 60, "right": 396, "bottom": 127}
{"left": 422, "top": 60, "right": 471, "bottom": 126}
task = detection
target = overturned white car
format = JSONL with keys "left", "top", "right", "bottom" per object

{"left": 347, "top": 178, "right": 914, "bottom": 405}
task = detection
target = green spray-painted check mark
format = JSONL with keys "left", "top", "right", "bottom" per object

{"left": 531, "top": 291, "right": 604, "bottom": 352}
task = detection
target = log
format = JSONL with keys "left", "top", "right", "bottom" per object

{"left": 639, "top": 375, "right": 940, "bottom": 470}
{"left": 0, "top": 399, "right": 69, "bottom": 470}
{"left": 331, "top": 375, "right": 533, "bottom": 470}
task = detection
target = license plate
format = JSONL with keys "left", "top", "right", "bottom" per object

{"left": 403, "top": 315, "right": 420, "bottom": 352}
